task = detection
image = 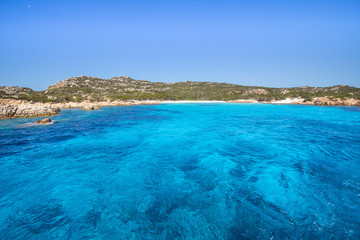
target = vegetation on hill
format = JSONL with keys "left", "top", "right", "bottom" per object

{"left": 1, "top": 76, "right": 360, "bottom": 103}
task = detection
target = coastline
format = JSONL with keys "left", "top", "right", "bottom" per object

{"left": 1, "top": 97, "right": 359, "bottom": 119}
{"left": 155, "top": 100, "right": 226, "bottom": 104}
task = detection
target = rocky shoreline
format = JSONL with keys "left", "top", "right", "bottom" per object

{"left": 0, "top": 99, "right": 158, "bottom": 119}
{"left": 1, "top": 97, "right": 359, "bottom": 119}
{"left": 228, "top": 97, "right": 360, "bottom": 106}
{"left": 0, "top": 100, "right": 60, "bottom": 119}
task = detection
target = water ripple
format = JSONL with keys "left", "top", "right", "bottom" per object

{"left": 0, "top": 104, "right": 359, "bottom": 239}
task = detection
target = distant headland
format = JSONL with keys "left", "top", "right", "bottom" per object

{"left": 1, "top": 75, "right": 359, "bottom": 119}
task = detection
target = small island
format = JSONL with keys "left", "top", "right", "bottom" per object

{"left": 1, "top": 76, "right": 360, "bottom": 119}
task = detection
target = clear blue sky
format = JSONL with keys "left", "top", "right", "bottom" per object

{"left": 0, "top": 0, "right": 359, "bottom": 90}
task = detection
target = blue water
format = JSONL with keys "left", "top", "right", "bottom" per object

{"left": 0, "top": 104, "right": 360, "bottom": 239}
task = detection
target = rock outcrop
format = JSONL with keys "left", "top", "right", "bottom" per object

{"left": 243, "top": 89, "right": 269, "bottom": 95}
{"left": 80, "top": 105, "right": 100, "bottom": 110}
{"left": 0, "top": 86, "right": 34, "bottom": 99}
{"left": 227, "top": 97, "right": 360, "bottom": 106}
{"left": 0, "top": 100, "right": 60, "bottom": 119}
{"left": 343, "top": 98, "right": 359, "bottom": 106}
{"left": 310, "top": 97, "right": 360, "bottom": 106}
{"left": 0, "top": 98, "right": 162, "bottom": 119}
{"left": 51, "top": 100, "right": 157, "bottom": 109}
{"left": 34, "top": 118, "right": 52, "bottom": 124}
{"left": 312, "top": 97, "right": 337, "bottom": 105}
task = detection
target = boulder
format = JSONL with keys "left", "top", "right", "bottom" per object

{"left": 343, "top": 98, "right": 359, "bottom": 106}
{"left": 313, "top": 97, "right": 336, "bottom": 105}
{"left": 34, "top": 118, "right": 52, "bottom": 125}
{"left": 312, "top": 97, "right": 360, "bottom": 106}
{"left": 80, "top": 105, "right": 100, "bottom": 110}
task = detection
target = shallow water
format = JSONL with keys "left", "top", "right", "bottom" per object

{"left": 0, "top": 103, "right": 359, "bottom": 239}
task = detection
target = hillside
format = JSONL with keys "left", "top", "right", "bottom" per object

{"left": 1, "top": 76, "right": 360, "bottom": 103}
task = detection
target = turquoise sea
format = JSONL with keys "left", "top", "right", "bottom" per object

{"left": 0, "top": 103, "right": 359, "bottom": 239}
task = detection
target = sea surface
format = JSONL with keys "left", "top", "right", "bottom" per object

{"left": 0, "top": 103, "right": 359, "bottom": 239}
